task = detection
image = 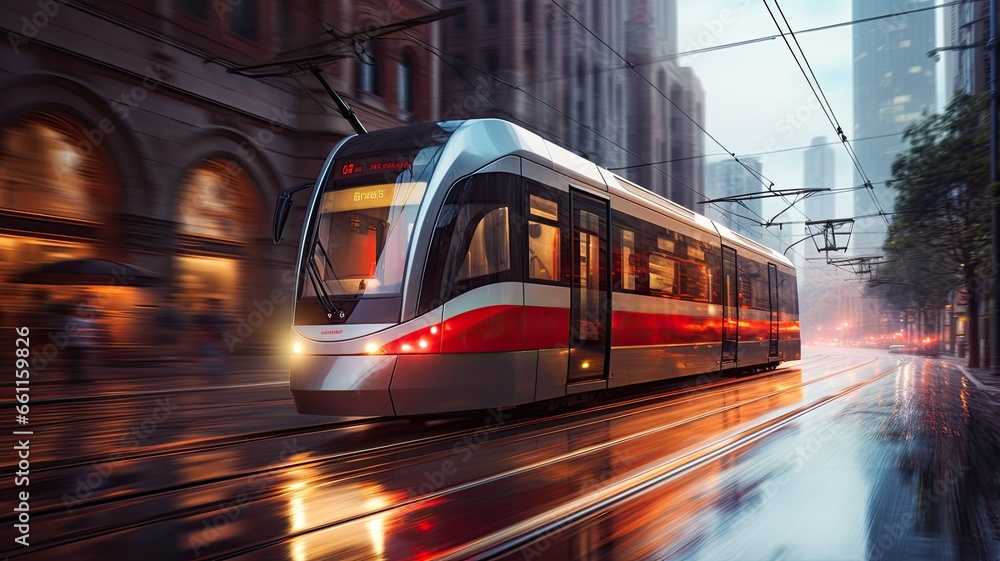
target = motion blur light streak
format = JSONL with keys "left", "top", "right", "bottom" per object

{"left": 283, "top": 478, "right": 408, "bottom": 560}
{"left": 364, "top": 495, "right": 390, "bottom": 559}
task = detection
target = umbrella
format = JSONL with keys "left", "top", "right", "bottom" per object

{"left": 14, "top": 258, "right": 163, "bottom": 287}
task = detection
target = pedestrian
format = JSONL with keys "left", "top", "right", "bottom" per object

{"left": 64, "top": 298, "right": 102, "bottom": 384}
{"left": 155, "top": 292, "right": 185, "bottom": 360}
{"left": 197, "top": 298, "right": 227, "bottom": 374}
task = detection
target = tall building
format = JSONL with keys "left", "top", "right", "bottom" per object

{"left": 803, "top": 136, "right": 837, "bottom": 220}
{"left": 799, "top": 136, "right": 838, "bottom": 273}
{"left": 704, "top": 158, "right": 763, "bottom": 239}
{"left": 440, "top": 1, "right": 629, "bottom": 168}
{"left": 624, "top": 0, "right": 705, "bottom": 210}
{"left": 851, "top": 0, "right": 937, "bottom": 254}
{"left": 0, "top": 0, "right": 442, "bottom": 354}
{"left": 803, "top": 135, "right": 838, "bottom": 254}
{"left": 948, "top": 0, "right": 990, "bottom": 95}
{"left": 440, "top": 0, "right": 705, "bottom": 211}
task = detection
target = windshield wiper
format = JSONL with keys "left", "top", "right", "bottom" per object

{"left": 306, "top": 240, "right": 347, "bottom": 320}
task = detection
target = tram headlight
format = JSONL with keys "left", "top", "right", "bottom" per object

{"left": 292, "top": 342, "right": 303, "bottom": 354}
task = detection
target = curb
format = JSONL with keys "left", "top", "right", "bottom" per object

{"left": 954, "top": 363, "right": 1000, "bottom": 393}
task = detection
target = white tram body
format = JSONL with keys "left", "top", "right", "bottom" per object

{"left": 280, "top": 119, "right": 800, "bottom": 416}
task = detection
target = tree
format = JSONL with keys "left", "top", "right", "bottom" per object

{"left": 884, "top": 92, "right": 991, "bottom": 367}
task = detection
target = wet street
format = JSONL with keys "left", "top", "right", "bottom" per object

{"left": 3, "top": 347, "right": 1000, "bottom": 560}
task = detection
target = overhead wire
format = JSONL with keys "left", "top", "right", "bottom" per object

{"left": 764, "top": 0, "right": 890, "bottom": 226}
{"left": 280, "top": 0, "right": 907, "bottom": 256}
{"left": 545, "top": 0, "right": 827, "bottom": 265}
{"left": 69, "top": 0, "right": 863, "bottom": 281}
{"left": 264, "top": 0, "right": 845, "bottom": 276}
{"left": 408, "top": 37, "right": 832, "bottom": 270}
{"left": 508, "top": 1, "right": 960, "bottom": 106}
{"left": 761, "top": 0, "right": 889, "bottom": 263}
{"left": 548, "top": 0, "right": 781, "bottom": 196}
{"left": 394, "top": 31, "right": 744, "bottom": 219}
{"left": 610, "top": 131, "right": 910, "bottom": 170}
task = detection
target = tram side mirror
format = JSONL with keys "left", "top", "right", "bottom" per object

{"left": 272, "top": 182, "right": 314, "bottom": 244}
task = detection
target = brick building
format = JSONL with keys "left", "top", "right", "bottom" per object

{"left": 0, "top": 0, "right": 442, "bottom": 355}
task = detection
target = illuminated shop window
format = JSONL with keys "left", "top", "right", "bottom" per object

{"left": 176, "top": 254, "right": 239, "bottom": 311}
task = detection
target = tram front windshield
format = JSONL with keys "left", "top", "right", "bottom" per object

{"left": 301, "top": 147, "right": 441, "bottom": 301}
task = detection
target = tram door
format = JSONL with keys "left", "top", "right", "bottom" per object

{"left": 721, "top": 246, "right": 739, "bottom": 364}
{"left": 569, "top": 190, "right": 610, "bottom": 383}
{"left": 767, "top": 263, "right": 780, "bottom": 357}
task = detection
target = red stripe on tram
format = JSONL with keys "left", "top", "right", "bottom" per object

{"left": 387, "top": 305, "right": 795, "bottom": 354}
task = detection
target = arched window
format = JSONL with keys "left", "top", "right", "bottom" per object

{"left": 174, "top": 158, "right": 261, "bottom": 314}
{"left": 357, "top": 40, "right": 378, "bottom": 95}
{"left": 0, "top": 112, "right": 113, "bottom": 222}
{"left": 176, "top": 159, "right": 256, "bottom": 241}
{"left": 397, "top": 54, "right": 414, "bottom": 113}
{"left": 0, "top": 111, "right": 116, "bottom": 281}
{"left": 0, "top": 112, "right": 123, "bottom": 346}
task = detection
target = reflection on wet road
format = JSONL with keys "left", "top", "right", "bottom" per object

{"left": 4, "top": 348, "right": 999, "bottom": 560}
{"left": 494, "top": 352, "right": 1000, "bottom": 561}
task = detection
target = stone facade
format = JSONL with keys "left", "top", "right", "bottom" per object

{"left": 0, "top": 0, "right": 440, "bottom": 355}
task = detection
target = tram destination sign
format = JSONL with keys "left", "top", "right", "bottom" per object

{"left": 334, "top": 155, "right": 413, "bottom": 180}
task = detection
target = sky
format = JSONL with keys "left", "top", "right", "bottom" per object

{"left": 677, "top": 1, "right": 854, "bottom": 240}
{"left": 674, "top": 0, "right": 949, "bottom": 271}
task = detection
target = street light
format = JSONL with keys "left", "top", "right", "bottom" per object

{"left": 926, "top": 42, "right": 986, "bottom": 63}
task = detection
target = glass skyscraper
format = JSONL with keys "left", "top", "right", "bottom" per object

{"left": 851, "top": 0, "right": 937, "bottom": 254}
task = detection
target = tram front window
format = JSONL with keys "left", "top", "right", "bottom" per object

{"left": 303, "top": 180, "right": 427, "bottom": 299}
{"left": 292, "top": 122, "right": 456, "bottom": 325}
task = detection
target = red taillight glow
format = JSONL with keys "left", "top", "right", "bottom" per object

{"left": 380, "top": 324, "right": 442, "bottom": 354}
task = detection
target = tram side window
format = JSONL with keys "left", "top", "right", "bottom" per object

{"left": 613, "top": 228, "right": 636, "bottom": 290}
{"left": 736, "top": 257, "right": 769, "bottom": 311}
{"left": 417, "top": 173, "right": 522, "bottom": 314}
{"left": 649, "top": 254, "right": 676, "bottom": 295}
{"left": 709, "top": 258, "right": 723, "bottom": 304}
{"left": 612, "top": 214, "right": 714, "bottom": 301}
{"left": 753, "top": 277, "right": 770, "bottom": 311}
{"left": 528, "top": 193, "right": 560, "bottom": 282}
{"left": 612, "top": 217, "right": 649, "bottom": 293}
{"left": 678, "top": 260, "right": 710, "bottom": 301}
{"left": 778, "top": 271, "right": 799, "bottom": 315}
{"left": 456, "top": 206, "right": 510, "bottom": 281}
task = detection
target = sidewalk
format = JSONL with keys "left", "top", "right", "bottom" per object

{"left": 936, "top": 353, "right": 1000, "bottom": 393}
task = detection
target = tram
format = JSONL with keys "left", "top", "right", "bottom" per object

{"left": 271, "top": 119, "right": 800, "bottom": 416}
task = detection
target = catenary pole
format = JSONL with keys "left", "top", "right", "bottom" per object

{"left": 991, "top": 0, "right": 999, "bottom": 367}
